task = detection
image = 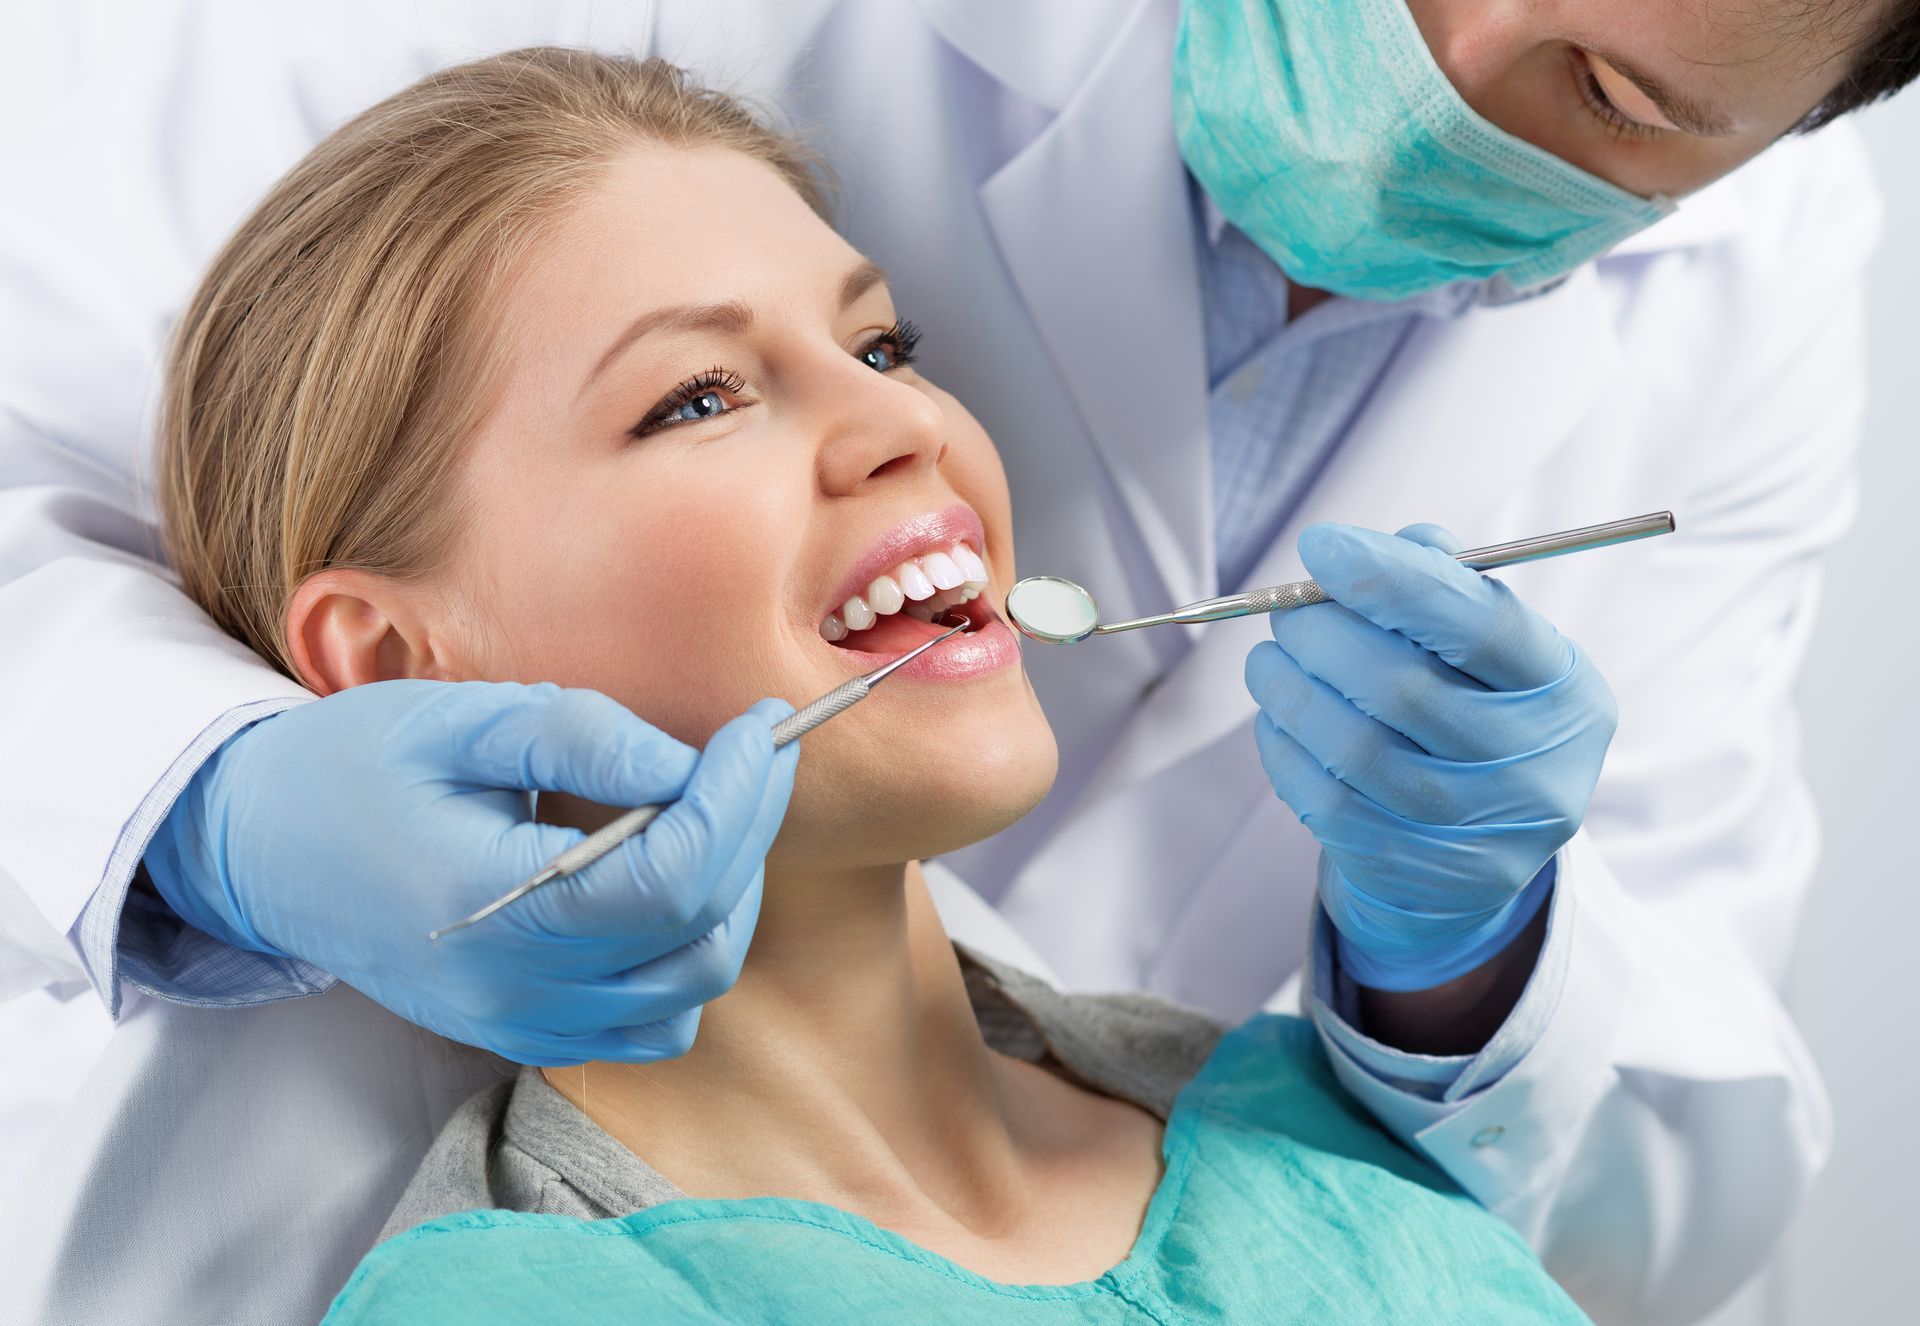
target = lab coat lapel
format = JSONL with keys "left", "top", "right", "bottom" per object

{"left": 908, "top": 0, "right": 1117, "bottom": 111}
{"left": 975, "top": 0, "right": 1215, "bottom": 612}
{"left": 1078, "top": 264, "right": 1628, "bottom": 803}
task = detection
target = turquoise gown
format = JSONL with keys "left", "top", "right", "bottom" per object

{"left": 324, "top": 1015, "right": 1590, "bottom": 1323}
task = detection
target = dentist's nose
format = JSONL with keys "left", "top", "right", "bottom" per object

{"left": 816, "top": 363, "right": 947, "bottom": 496}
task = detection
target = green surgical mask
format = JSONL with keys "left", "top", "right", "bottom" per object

{"left": 1172, "top": 0, "right": 1676, "bottom": 300}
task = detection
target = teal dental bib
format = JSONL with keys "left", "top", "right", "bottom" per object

{"left": 324, "top": 1016, "right": 1589, "bottom": 1324}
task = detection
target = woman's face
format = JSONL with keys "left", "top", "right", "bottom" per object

{"left": 1407, "top": 0, "right": 1889, "bottom": 198}
{"left": 438, "top": 143, "right": 1056, "bottom": 870}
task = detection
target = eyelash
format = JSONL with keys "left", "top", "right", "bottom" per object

{"left": 1572, "top": 55, "right": 1659, "bottom": 143}
{"left": 631, "top": 366, "right": 748, "bottom": 438}
{"left": 628, "top": 320, "right": 924, "bottom": 439}
{"left": 872, "top": 318, "right": 922, "bottom": 368}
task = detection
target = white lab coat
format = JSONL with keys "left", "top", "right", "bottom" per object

{"left": 0, "top": 2, "right": 1874, "bottom": 1323}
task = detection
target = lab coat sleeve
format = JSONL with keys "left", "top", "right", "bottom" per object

{"left": 1310, "top": 864, "right": 1564, "bottom": 1102}
{"left": 0, "top": 485, "right": 315, "bottom": 1015}
{"left": 1305, "top": 130, "right": 1875, "bottom": 1325}
{"left": 1310, "top": 833, "right": 1830, "bottom": 1326}
{"left": 0, "top": 5, "right": 340, "bottom": 1014}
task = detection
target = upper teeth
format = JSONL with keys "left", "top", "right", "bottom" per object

{"left": 821, "top": 542, "right": 991, "bottom": 642}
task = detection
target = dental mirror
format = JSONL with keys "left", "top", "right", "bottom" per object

{"left": 1006, "top": 575, "right": 1102, "bottom": 644}
{"left": 1007, "top": 512, "right": 1677, "bottom": 646}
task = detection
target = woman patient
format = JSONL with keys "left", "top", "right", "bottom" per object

{"left": 157, "top": 49, "right": 1588, "bottom": 1324}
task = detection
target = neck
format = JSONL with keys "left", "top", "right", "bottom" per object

{"left": 546, "top": 861, "right": 1024, "bottom": 1219}
{"left": 1288, "top": 282, "right": 1335, "bottom": 320}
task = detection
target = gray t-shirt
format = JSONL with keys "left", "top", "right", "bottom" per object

{"left": 381, "top": 949, "right": 1226, "bottom": 1241}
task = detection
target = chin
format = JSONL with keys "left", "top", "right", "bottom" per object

{"left": 772, "top": 710, "right": 1059, "bottom": 871}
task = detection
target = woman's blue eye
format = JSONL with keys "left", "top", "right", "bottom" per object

{"left": 860, "top": 320, "right": 921, "bottom": 373}
{"left": 672, "top": 391, "right": 729, "bottom": 422}
{"left": 631, "top": 368, "right": 749, "bottom": 439}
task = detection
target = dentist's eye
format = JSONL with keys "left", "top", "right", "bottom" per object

{"left": 1571, "top": 51, "right": 1658, "bottom": 142}
{"left": 858, "top": 319, "right": 922, "bottom": 373}
{"left": 631, "top": 367, "right": 751, "bottom": 438}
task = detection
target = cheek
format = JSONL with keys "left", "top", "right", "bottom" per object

{"left": 769, "top": 676, "right": 1059, "bottom": 871}
{"left": 452, "top": 448, "right": 802, "bottom": 746}
{"left": 930, "top": 390, "right": 1017, "bottom": 560}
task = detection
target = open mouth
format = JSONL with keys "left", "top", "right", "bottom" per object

{"left": 820, "top": 541, "right": 992, "bottom": 654}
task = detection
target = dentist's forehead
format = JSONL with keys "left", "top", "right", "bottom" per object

{"left": 1536, "top": 0, "right": 1890, "bottom": 132}
{"left": 1634, "top": 0, "right": 1884, "bottom": 85}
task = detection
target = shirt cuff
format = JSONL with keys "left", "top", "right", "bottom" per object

{"left": 72, "top": 695, "right": 334, "bottom": 1017}
{"left": 1308, "top": 855, "right": 1573, "bottom": 1104}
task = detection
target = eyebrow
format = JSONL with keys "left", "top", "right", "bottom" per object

{"left": 1589, "top": 48, "right": 1738, "bottom": 137}
{"left": 578, "top": 300, "right": 753, "bottom": 401}
{"left": 839, "top": 258, "right": 888, "bottom": 309}
{"left": 578, "top": 258, "right": 892, "bottom": 401}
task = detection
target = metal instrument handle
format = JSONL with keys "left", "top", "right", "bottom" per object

{"left": 772, "top": 678, "right": 870, "bottom": 745}
{"left": 1091, "top": 511, "right": 1673, "bottom": 636}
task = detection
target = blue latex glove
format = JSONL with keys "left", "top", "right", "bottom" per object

{"left": 143, "top": 679, "right": 798, "bottom": 1065}
{"left": 1244, "top": 522, "right": 1617, "bottom": 991}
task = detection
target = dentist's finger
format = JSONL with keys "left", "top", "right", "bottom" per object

{"left": 1296, "top": 523, "right": 1574, "bottom": 692}
{"left": 1254, "top": 719, "right": 1529, "bottom": 916}
{"left": 500, "top": 1007, "right": 707, "bottom": 1068}
{"left": 708, "top": 699, "right": 800, "bottom": 927}
{"left": 1394, "top": 522, "right": 1463, "bottom": 554}
{"left": 508, "top": 873, "right": 764, "bottom": 1040}
{"left": 1251, "top": 710, "right": 1364, "bottom": 835}
{"left": 430, "top": 680, "right": 700, "bottom": 805}
{"left": 498, "top": 705, "right": 786, "bottom": 959}
{"left": 1246, "top": 642, "right": 1466, "bottom": 824}
{"left": 1269, "top": 602, "right": 1525, "bottom": 764}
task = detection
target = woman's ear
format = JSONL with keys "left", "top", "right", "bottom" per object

{"left": 285, "top": 570, "right": 457, "bottom": 696}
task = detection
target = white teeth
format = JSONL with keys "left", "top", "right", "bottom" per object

{"left": 842, "top": 594, "right": 876, "bottom": 631}
{"left": 922, "top": 550, "right": 964, "bottom": 590}
{"left": 822, "top": 539, "right": 993, "bottom": 641}
{"left": 865, "top": 574, "right": 905, "bottom": 615}
{"left": 895, "top": 560, "right": 937, "bottom": 600}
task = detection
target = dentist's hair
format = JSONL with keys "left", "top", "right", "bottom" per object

{"left": 156, "top": 48, "right": 827, "bottom": 677}
{"left": 1799, "top": 0, "right": 1920, "bottom": 129}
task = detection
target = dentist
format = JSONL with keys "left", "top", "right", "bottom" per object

{"left": 2, "top": 1, "right": 1914, "bottom": 1322}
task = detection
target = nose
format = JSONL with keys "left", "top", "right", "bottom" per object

{"left": 1405, "top": 0, "right": 1532, "bottom": 114}
{"left": 813, "top": 356, "right": 948, "bottom": 496}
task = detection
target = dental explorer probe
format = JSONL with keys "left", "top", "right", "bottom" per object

{"left": 430, "top": 621, "right": 971, "bottom": 940}
{"left": 1006, "top": 511, "right": 1676, "bottom": 645}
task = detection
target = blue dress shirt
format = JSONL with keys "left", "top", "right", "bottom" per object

{"left": 1192, "top": 188, "right": 1557, "bottom": 1102}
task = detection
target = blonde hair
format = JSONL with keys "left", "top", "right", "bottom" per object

{"left": 157, "top": 48, "right": 827, "bottom": 676}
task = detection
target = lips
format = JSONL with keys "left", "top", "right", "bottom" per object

{"left": 815, "top": 503, "right": 1018, "bottom": 681}
{"left": 821, "top": 505, "right": 988, "bottom": 624}
{"left": 828, "top": 594, "right": 1022, "bottom": 682}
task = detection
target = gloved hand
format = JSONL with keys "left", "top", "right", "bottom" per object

{"left": 1244, "top": 522, "right": 1616, "bottom": 991}
{"left": 143, "top": 679, "right": 798, "bottom": 1065}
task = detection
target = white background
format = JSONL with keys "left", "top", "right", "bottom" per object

{"left": 1, "top": 17, "right": 1916, "bottom": 1318}
{"left": 1755, "top": 93, "right": 1920, "bottom": 1326}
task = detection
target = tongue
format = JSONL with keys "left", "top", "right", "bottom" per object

{"left": 835, "top": 610, "right": 952, "bottom": 652}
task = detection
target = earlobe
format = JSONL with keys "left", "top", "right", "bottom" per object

{"left": 285, "top": 571, "right": 452, "bottom": 696}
